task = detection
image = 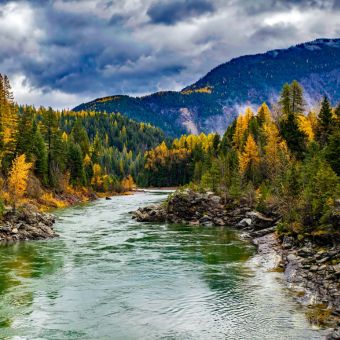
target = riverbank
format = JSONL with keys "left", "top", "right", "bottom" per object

{"left": 0, "top": 204, "right": 56, "bottom": 242}
{"left": 0, "top": 187, "right": 132, "bottom": 243}
{"left": 132, "top": 189, "right": 340, "bottom": 338}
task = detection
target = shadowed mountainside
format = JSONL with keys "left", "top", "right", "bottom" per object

{"left": 74, "top": 38, "right": 340, "bottom": 136}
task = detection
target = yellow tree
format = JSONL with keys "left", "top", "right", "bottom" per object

{"left": 0, "top": 74, "right": 18, "bottom": 160}
{"left": 233, "top": 108, "right": 254, "bottom": 149}
{"left": 298, "top": 115, "right": 314, "bottom": 142}
{"left": 91, "top": 163, "right": 103, "bottom": 190}
{"left": 263, "top": 122, "right": 290, "bottom": 180}
{"left": 121, "top": 175, "right": 135, "bottom": 191}
{"left": 239, "top": 134, "right": 260, "bottom": 179}
{"left": 257, "top": 102, "right": 272, "bottom": 124}
{"left": 8, "top": 154, "right": 32, "bottom": 209}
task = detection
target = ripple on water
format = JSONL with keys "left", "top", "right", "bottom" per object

{"left": 0, "top": 193, "right": 326, "bottom": 340}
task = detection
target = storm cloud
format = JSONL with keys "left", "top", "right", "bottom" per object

{"left": 0, "top": 0, "right": 338, "bottom": 108}
{"left": 147, "top": 0, "right": 215, "bottom": 25}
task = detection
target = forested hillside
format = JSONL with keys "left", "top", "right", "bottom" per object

{"left": 74, "top": 38, "right": 340, "bottom": 136}
{"left": 0, "top": 74, "right": 164, "bottom": 209}
{"left": 141, "top": 81, "right": 340, "bottom": 239}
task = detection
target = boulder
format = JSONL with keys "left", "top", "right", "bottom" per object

{"left": 245, "top": 211, "right": 275, "bottom": 229}
{"left": 236, "top": 218, "right": 252, "bottom": 228}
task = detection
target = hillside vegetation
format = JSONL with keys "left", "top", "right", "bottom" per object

{"left": 141, "top": 81, "right": 340, "bottom": 241}
{"left": 74, "top": 39, "right": 340, "bottom": 136}
{"left": 0, "top": 74, "right": 165, "bottom": 210}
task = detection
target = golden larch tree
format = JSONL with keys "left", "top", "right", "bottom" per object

{"left": 239, "top": 134, "right": 260, "bottom": 175}
{"left": 233, "top": 108, "right": 254, "bottom": 149}
{"left": 121, "top": 175, "right": 135, "bottom": 191}
{"left": 257, "top": 102, "right": 272, "bottom": 124}
{"left": 263, "top": 122, "right": 290, "bottom": 180}
{"left": 8, "top": 154, "right": 32, "bottom": 209}
{"left": 298, "top": 115, "right": 314, "bottom": 142}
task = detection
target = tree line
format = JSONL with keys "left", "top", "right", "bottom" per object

{"left": 0, "top": 74, "right": 165, "bottom": 209}
{"left": 143, "top": 81, "right": 340, "bottom": 238}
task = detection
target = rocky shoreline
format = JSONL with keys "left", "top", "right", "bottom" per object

{"left": 0, "top": 204, "right": 57, "bottom": 243}
{"left": 133, "top": 189, "right": 340, "bottom": 338}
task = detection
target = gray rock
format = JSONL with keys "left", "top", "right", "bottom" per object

{"left": 213, "top": 218, "right": 225, "bottom": 226}
{"left": 245, "top": 211, "right": 275, "bottom": 229}
{"left": 236, "top": 218, "right": 252, "bottom": 228}
{"left": 0, "top": 204, "right": 57, "bottom": 242}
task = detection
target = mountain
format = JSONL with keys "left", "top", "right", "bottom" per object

{"left": 73, "top": 38, "right": 340, "bottom": 136}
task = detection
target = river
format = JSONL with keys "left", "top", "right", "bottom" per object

{"left": 0, "top": 191, "right": 324, "bottom": 339}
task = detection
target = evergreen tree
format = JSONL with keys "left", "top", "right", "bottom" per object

{"left": 316, "top": 96, "right": 334, "bottom": 145}
{"left": 67, "top": 142, "right": 85, "bottom": 186}
{"left": 279, "top": 83, "right": 291, "bottom": 115}
{"left": 16, "top": 106, "right": 35, "bottom": 158}
{"left": 280, "top": 111, "right": 307, "bottom": 158}
{"left": 279, "top": 82, "right": 308, "bottom": 158}
{"left": 290, "top": 80, "right": 305, "bottom": 114}
{"left": 71, "top": 119, "right": 90, "bottom": 156}
{"left": 325, "top": 129, "right": 340, "bottom": 175}
{"left": 31, "top": 122, "right": 48, "bottom": 183}
{"left": 41, "top": 107, "right": 65, "bottom": 187}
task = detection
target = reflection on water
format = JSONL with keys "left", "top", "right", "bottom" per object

{"left": 0, "top": 192, "right": 324, "bottom": 339}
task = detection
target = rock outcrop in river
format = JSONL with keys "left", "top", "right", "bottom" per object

{"left": 132, "top": 189, "right": 340, "bottom": 338}
{"left": 133, "top": 189, "right": 277, "bottom": 231}
{"left": 0, "top": 204, "right": 57, "bottom": 242}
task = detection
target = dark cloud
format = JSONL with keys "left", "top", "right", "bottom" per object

{"left": 0, "top": 0, "right": 337, "bottom": 108}
{"left": 147, "top": 0, "right": 215, "bottom": 25}
{"left": 333, "top": 0, "right": 340, "bottom": 9}
{"left": 240, "top": 0, "right": 334, "bottom": 15}
{"left": 251, "top": 24, "right": 298, "bottom": 41}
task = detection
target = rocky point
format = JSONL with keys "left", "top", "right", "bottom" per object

{"left": 0, "top": 204, "right": 57, "bottom": 242}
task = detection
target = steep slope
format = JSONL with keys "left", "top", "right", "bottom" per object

{"left": 74, "top": 38, "right": 340, "bottom": 136}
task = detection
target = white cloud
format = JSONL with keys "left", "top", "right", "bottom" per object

{"left": 0, "top": 0, "right": 338, "bottom": 109}
{"left": 11, "top": 74, "right": 94, "bottom": 109}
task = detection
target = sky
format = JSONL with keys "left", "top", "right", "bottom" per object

{"left": 0, "top": 0, "right": 339, "bottom": 109}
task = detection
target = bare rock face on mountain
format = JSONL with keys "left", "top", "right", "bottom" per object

{"left": 74, "top": 39, "right": 340, "bottom": 136}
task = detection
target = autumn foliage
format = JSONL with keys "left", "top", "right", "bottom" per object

{"left": 142, "top": 81, "right": 339, "bottom": 238}
{"left": 8, "top": 154, "right": 32, "bottom": 208}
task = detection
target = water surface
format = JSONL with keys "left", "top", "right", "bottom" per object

{"left": 0, "top": 192, "right": 323, "bottom": 339}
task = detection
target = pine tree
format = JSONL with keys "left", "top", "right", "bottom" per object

{"left": 41, "top": 107, "right": 65, "bottom": 187}
{"left": 279, "top": 81, "right": 305, "bottom": 116}
{"left": 290, "top": 80, "right": 305, "bottom": 114}
{"left": 67, "top": 142, "right": 85, "bottom": 186}
{"left": 71, "top": 119, "right": 90, "bottom": 156}
{"left": 280, "top": 111, "right": 307, "bottom": 158}
{"left": 325, "top": 129, "right": 340, "bottom": 175}
{"left": 16, "top": 106, "right": 35, "bottom": 158}
{"left": 279, "top": 82, "right": 308, "bottom": 158}
{"left": 316, "top": 96, "right": 334, "bottom": 145}
{"left": 279, "top": 83, "right": 291, "bottom": 115}
{"left": 31, "top": 122, "right": 48, "bottom": 183}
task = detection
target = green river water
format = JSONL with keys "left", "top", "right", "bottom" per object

{"left": 0, "top": 191, "right": 325, "bottom": 339}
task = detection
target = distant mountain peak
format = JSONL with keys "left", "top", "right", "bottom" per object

{"left": 74, "top": 38, "right": 340, "bottom": 136}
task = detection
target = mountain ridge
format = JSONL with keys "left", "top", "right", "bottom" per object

{"left": 74, "top": 38, "right": 340, "bottom": 136}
